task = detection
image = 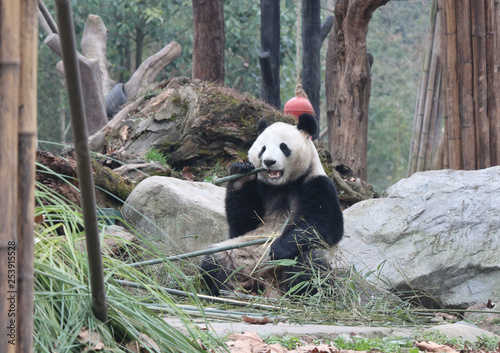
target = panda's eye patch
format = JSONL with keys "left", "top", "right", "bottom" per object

{"left": 258, "top": 146, "right": 266, "bottom": 158}
{"left": 280, "top": 143, "right": 291, "bottom": 157}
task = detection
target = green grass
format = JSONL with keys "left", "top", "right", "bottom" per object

{"left": 33, "top": 182, "right": 225, "bottom": 352}
{"left": 145, "top": 148, "right": 169, "bottom": 166}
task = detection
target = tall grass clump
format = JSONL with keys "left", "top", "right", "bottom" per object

{"left": 33, "top": 181, "right": 225, "bottom": 352}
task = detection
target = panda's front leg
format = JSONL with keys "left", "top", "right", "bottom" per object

{"left": 225, "top": 162, "right": 264, "bottom": 238}
{"left": 269, "top": 226, "right": 304, "bottom": 260}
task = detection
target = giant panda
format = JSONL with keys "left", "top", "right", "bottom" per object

{"left": 200, "top": 113, "right": 344, "bottom": 297}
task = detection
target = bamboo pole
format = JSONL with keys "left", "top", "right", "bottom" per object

{"left": 492, "top": 0, "right": 500, "bottom": 166}
{"left": 16, "top": 0, "right": 38, "bottom": 351}
{"left": 0, "top": 1, "right": 21, "bottom": 352}
{"left": 408, "top": 0, "right": 438, "bottom": 175}
{"left": 54, "top": 0, "right": 108, "bottom": 323}
{"left": 456, "top": 0, "right": 477, "bottom": 170}
{"left": 212, "top": 167, "right": 266, "bottom": 185}
{"left": 485, "top": 0, "right": 496, "bottom": 165}
{"left": 425, "top": 61, "right": 443, "bottom": 170}
{"left": 471, "top": 0, "right": 491, "bottom": 169}
{"left": 417, "top": 13, "right": 441, "bottom": 172}
{"left": 430, "top": 73, "right": 444, "bottom": 170}
{"left": 443, "top": 0, "right": 463, "bottom": 170}
{"left": 128, "top": 238, "right": 268, "bottom": 268}
{"left": 442, "top": 99, "right": 450, "bottom": 169}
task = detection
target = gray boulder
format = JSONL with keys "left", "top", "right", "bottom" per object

{"left": 339, "top": 167, "right": 500, "bottom": 309}
{"left": 122, "top": 176, "right": 228, "bottom": 254}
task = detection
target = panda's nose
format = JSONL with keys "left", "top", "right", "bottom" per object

{"left": 263, "top": 159, "right": 276, "bottom": 167}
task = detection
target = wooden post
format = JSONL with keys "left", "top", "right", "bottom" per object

{"left": 0, "top": 1, "right": 21, "bottom": 352}
{"left": 17, "top": 0, "right": 38, "bottom": 351}
{"left": 260, "top": 0, "right": 281, "bottom": 108}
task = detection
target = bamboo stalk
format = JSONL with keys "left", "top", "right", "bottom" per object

{"left": 408, "top": 0, "right": 438, "bottom": 175}
{"left": 115, "top": 280, "right": 285, "bottom": 311}
{"left": 442, "top": 95, "right": 450, "bottom": 169}
{"left": 430, "top": 73, "right": 444, "bottom": 170}
{"left": 417, "top": 13, "right": 441, "bottom": 172}
{"left": 16, "top": 0, "right": 38, "bottom": 351}
{"left": 128, "top": 238, "right": 268, "bottom": 268}
{"left": 425, "top": 61, "right": 443, "bottom": 170}
{"left": 212, "top": 167, "right": 266, "bottom": 185}
{"left": 471, "top": 0, "right": 490, "bottom": 169}
{"left": 129, "top": 213, "right": 292, "bottom": 268}
{"left": 485, "top": 0, "right": 496, "bottom": 165}
{"left": 0, "top": 1, "right": 21, "bottom": 352}
{"left": 443, "top": 0, "right": 463, "bottom": 169}
{"left": 456, "top": 0, "right": 477, "bottom": 170}
{"left": 54, "top": 0, "right": 108, "bottom": 324}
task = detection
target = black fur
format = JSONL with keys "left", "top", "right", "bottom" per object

{"left": 225, "top": 171, "right": 343, "bottom": 251}
{"left": 279, "top": 143, "right": 291, "bottom": 157}
{"left": 257, "top": 119, "right": 268, "bottom": 135}
{"left": 297, "top": 113, "right": 318, "bottom": 137}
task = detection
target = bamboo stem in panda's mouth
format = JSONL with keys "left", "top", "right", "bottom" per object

{"left": 212, "top": 166, "right": 267, "bottom": 185}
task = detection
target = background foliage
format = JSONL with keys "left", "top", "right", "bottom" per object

{"left": 37, "top": 0, "right": 430, "bottom": 192}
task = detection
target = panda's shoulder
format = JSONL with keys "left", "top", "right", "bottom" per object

{"left": 303, "top": 175, "right": 336, "bottom": 192}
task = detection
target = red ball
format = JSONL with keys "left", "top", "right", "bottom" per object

{"left": 284, "top": 96, "right": 315, "bottom": 119}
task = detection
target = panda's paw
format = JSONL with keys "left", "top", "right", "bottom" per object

{"left": 229, "top": 162, "right": 255, "bottom": 175}
{"left": 270, "top": 241, "right": 298, "bottom": 260}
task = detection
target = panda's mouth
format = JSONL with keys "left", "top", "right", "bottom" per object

{"left": 267, "top": 169, "right": 283, "bottom": 179}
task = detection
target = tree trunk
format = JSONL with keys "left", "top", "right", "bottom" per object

{"left": 192, "top": 0, "right": 225, "bottom": 83}
{"left": 260, "top": 0, "right": 280, "bottom": 108}
{"left": 301, "top": 0, "right": 321, "bottom": 121}
{"left": 325, "top": 0, "right": 389, "bottom": 181}
{"left": 135, "top": 26, "right": 144, "bottom": 69}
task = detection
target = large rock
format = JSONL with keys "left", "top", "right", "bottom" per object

{"left": 122, "top": 176, "right": 228, "bottom": 253}
{"left": 339, "top": 167, "right": 500, "bottom": 309}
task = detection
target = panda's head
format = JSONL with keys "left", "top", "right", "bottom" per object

{"left": 248, "top": 114, "right": 326, "bottom": 185}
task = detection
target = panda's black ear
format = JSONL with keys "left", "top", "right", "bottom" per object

{"left": 297, "top": 113, "right": 317, "bottom": 137}
{"left": 257, "top": 119, "right": 268, "bottom": 135}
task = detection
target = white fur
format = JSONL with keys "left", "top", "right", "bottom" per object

{"left": 248, "top": 122, "right": 326, "bottom": 185}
